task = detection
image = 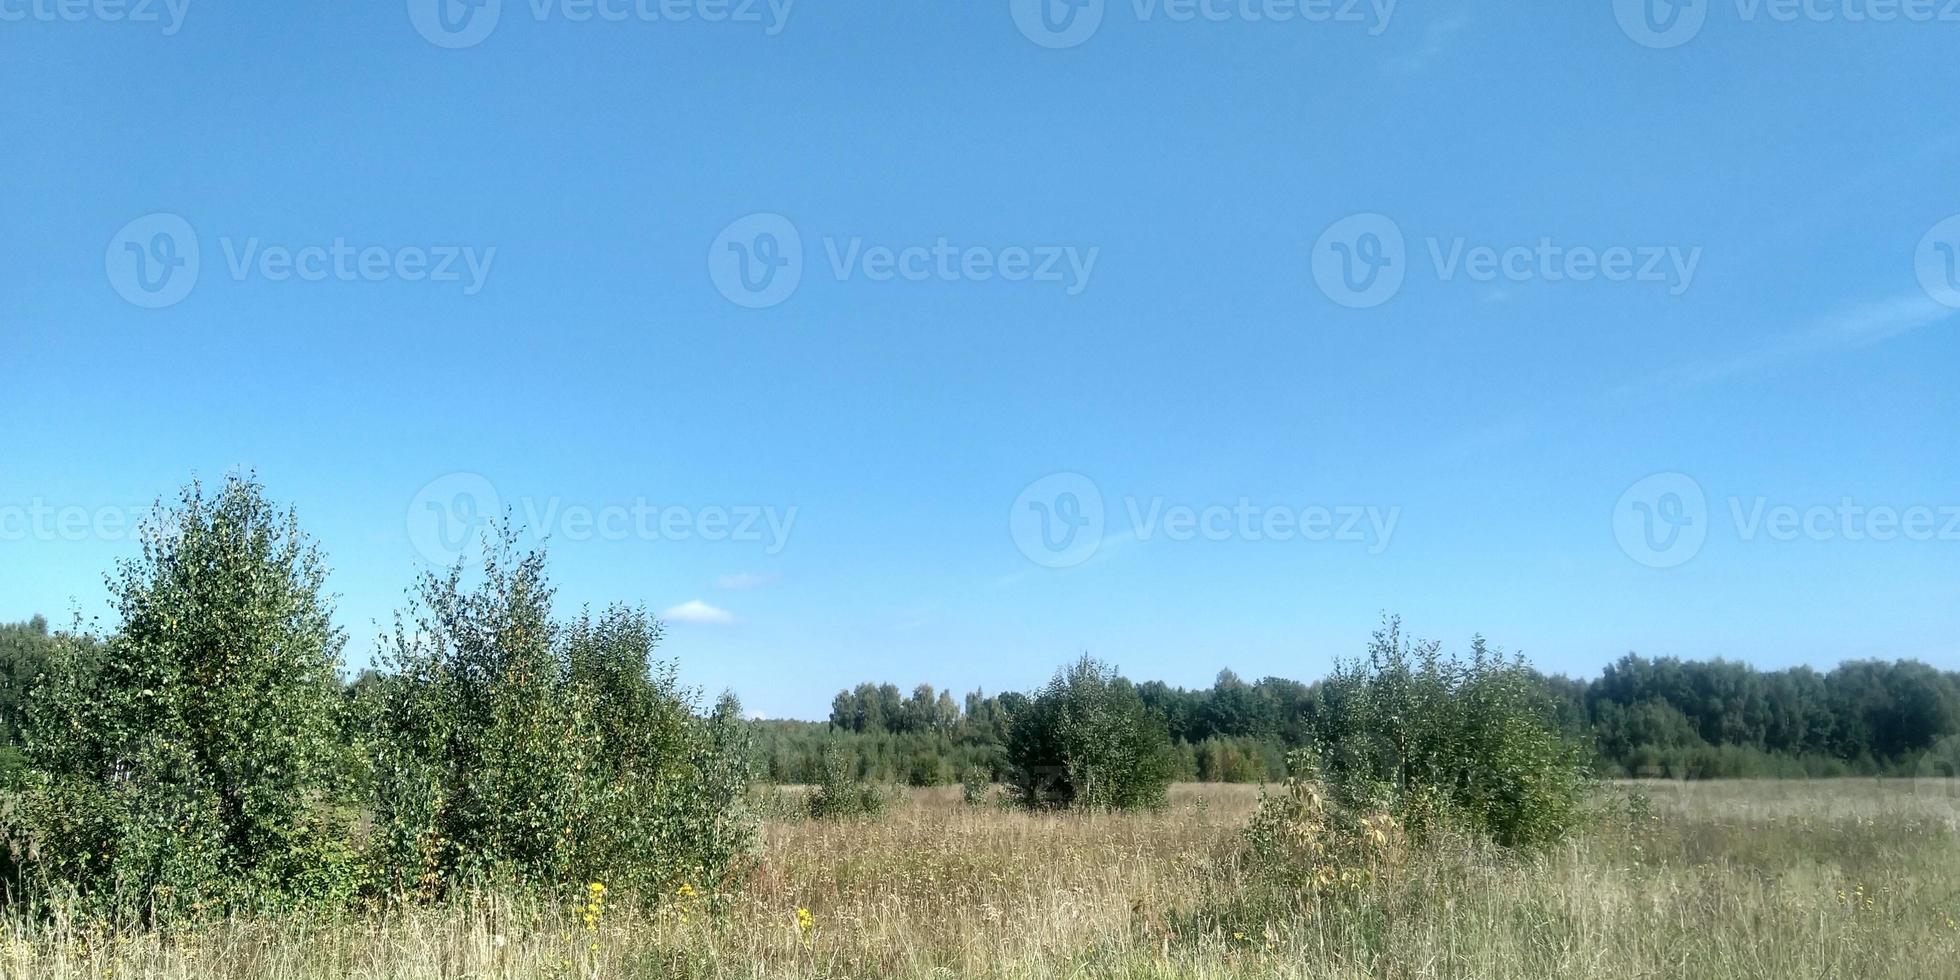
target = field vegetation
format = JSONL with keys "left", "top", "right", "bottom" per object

{"left": 1, "top": 781, "right": 1955, "bottom": 978}
{"left": 0, "top": 475, "right": 1955, "bottom": 978}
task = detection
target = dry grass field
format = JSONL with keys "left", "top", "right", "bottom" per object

{"left": 3, "top": 781, "right": 1957, "bottom": 980}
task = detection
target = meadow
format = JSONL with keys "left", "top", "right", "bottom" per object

{"left": 3, "top": 780, "right": 1954, "bottom": 980}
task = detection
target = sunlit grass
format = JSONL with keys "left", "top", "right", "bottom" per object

{"left": 3, "top": 781, "right": 1955, "bottom": 979}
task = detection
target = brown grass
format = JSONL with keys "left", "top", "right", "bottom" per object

{"left": 3, "top": 781, "right": 1956, "bottom": 979}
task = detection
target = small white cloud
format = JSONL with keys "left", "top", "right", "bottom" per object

{"left": 660, "top": 600, "right": 736, "bottom": 625}
{"left": 714, "top": 571, "right": 780, "bottom": 590}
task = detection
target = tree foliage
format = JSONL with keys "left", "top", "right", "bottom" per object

{"left": 1, "top": 479, "right": 756, "bottom": 921}
{"left": 11, "top": 476, "right": 361, "bottom": 918}
{"left": 0, "top": 617, "right": 57, "bottom": 775}
{"left": 1005, "top": 657, "right": 1175, "bottom": 811}
{"left": 364, "top": 528, "right": 755, "bottom": 899}
{"left": 1313, "top": 620, "right": 1590, "bottom": 847}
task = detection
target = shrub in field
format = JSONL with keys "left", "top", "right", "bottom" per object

{"left": 1312, "top": 619, "right": 1590, "bottom": 847}
{"left": 1005, "top": 657, "right": 1176, "bottom": 811}
{"left": 364, "top": 530, "right": 755, "bottom": 899}
{"left": 807, "top": 746, "right": 894, "bottom": 819}
{"left": 1241, "top": 749, "right": 1406, "bottom": 897}
{"left": 961, "top": 765, "right": 991, "bottom": 806}
{"left": 8, "top": 476, "right": 363, "bottom": 919}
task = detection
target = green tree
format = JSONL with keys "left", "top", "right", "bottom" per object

{"left": 1006, "top": 657, "right": 1175, "bottom": 811}
{"left": 15, "top": 475, "right": 361, "bottom": 918}
{"left": 1314, "top": 621, "right": 1590, "bottom": 847}
{"left": 0, "top": 617, "right": 57, "bottom": 774}
{"left": 365, "top": 529, "right": 754, "bottom": 899}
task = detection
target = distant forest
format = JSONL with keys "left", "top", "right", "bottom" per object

{"left": 5, "top": 615, "right": 1956, "bottom": 784}
{"left": 754, "top": 653, "right": 1960, "bottom": 785}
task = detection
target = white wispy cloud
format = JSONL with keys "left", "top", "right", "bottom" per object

{"left": 1428, "top": 290, "right": 1953, "bottom": 465}
{"left": 1632, "top": 291, "right": 1955, "bottom": 394}
{"left": 714, "top": 571, "right": 780, "bottom": 590}
{"left": 660, "top": 600, "right": 736, "bottom": 625}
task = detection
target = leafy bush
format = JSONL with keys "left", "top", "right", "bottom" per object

{"left": 1005, "top": 657, "right": 1175, "bottom": 811}
{"left": 961, "top": 765, "right": 991, "bottom": 807}
{"left": 0, "top": 617, "right": 56, "bottom": 777}
{"left": 1312, "top": 619, "right": 1590, "bottom": 847}
{"left": 363, "top": 529, "right": 755, "bottom": 899}
{"left": 806, "top": 746, "right": 894, "bottom": 819}
{"left": 9, "top": 476, "right": 363, "bottom": 920}
{"left": 1241, "top": 749, "right": 1406, "bottom": 896}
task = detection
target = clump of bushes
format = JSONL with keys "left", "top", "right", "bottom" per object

{"left": 961, "top": 765, "right": 991, "bottom": 806}
{"left": 1005, "top": 657, "right": 1176, "bottom": 811}
{"left": 1241, "top": 749, "right": 1407, "bottom": 896}
{"left": 2, "top": 477, "right": 755, "bottom": 921}
{"left": 7, "top": 476, "right": 365, "bottom": 920}
{"left": 1310, "top": 619, "right": 1591, "bottom": 848}
{"left": 364, "top": 529, "right": 756, "bottom": 900}
{"left": 1217, "top": 617, "right": 1593, "bottom": 937}
{"left": 806, "top": 747, "right": 894, "bottom": 819}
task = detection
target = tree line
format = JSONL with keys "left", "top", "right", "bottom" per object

{"left": 761, "top": 651, "right": 1960, "bottom": 786}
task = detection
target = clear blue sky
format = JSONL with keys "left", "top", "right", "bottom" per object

{"left": 3, "top": 2, "right": 1956, "bottom": 720}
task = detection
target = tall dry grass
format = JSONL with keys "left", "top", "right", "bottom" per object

{"left": 3, "top": 781, "right": 1955, "bottom": 979}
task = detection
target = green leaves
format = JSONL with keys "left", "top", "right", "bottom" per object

{"left": 14, "top": 474, "right": 359, "bottom": 920}
{"left": 365, "top": 528, "right": 755, "bottom": 900}
{"left": 5, "top": 480, "right": 756, "bottom": 919}
{"left": 1313, "top": 618, "right": 1591, "bottom": 848}
{"left": 1006, "top": 656, "right": 1176, "bottom": 812}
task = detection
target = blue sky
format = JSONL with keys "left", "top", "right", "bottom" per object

{"left": 2, "top": 2, "right": 1956, "bottom": 720}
